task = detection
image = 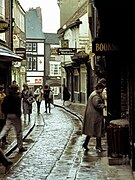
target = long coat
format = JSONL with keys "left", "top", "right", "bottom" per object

{"left": 63, "top": 87, "right": 70, "bottom": 101}
{"left": 82, "top": 90, "right": 105, "bottom": 138}
{"left": 21, "top": 89, "right": 33, "bottom": 114}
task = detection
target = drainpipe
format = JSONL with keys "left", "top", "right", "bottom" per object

{"left": 9, "top": 0, "right": 13, "bottom": 51}
{"left": 92, "top": 1, "right": 97, "bottom": 70}
{"left": 92, "top": 2, "right": 97, "bottom": 39}
{"left": 9, "top": 0, "right": 13, "bottom": 86}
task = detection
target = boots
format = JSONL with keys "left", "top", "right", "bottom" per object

{"left": 82, "top": 136, "right": 90, "bottom": 151}
{"left": 96, "top": 138, "right": 103, "bottom": 152}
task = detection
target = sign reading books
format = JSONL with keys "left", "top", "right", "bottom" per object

{"left": 92, "top": 38, "right": 119, "bottom": 56}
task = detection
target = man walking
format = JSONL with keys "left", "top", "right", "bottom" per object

{"left": 0, "top": 85, "right": 26, "bottom": 152}
{"left": 82, "top": 82, "right": 106, "bottom": 152}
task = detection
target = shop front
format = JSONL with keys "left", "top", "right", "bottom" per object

{"left": 0, "top": 43, "right": 22, "bottom": 92}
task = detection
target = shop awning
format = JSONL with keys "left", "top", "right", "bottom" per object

{"left": 0, "top": 45, "right": 23, "bottom": 62}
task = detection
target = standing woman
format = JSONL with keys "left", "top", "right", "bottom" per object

{"left": 21, "top": 83, "right": 33, "bottom": 122}
{"left": 34, "top": 85, "right": 43, "bottom": 114}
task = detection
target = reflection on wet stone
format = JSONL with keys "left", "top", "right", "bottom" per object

{"left": 1, "top": 102, "right": 133, "bottom": 180}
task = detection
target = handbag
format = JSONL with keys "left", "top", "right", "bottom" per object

{"left": 27, "top": 96, "right": 35, "bottom": 104}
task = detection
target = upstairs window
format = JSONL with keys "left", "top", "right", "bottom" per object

{"left": 33, "top": 43, "right": 37, "bottom": 51}
{"left": 26, "top": 43, "right": 32, "bottom": 52}
{"left": 26, "top": 43, "right": 37, "bottom": 52}
{"left": 27, "top": 57, "right": 32, "bottom": 70}
{"left": 33, "top": 57, "right": 37, "bottom": 70}
{"left": 27, "top": 56, "right": 37, "bottom": 71}
{"left": 50, "top": 63, "right": 61, "bottom": 76}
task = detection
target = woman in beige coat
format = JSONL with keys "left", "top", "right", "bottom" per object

{"left": 34, "top": 85, "right": 43, "bottom": 114}
{"left": 82, "top": 83, "right": 105, "bottom": 152}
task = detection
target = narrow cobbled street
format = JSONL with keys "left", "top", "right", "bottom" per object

{"left": 0, "top": 100, "right": 133, "bottom": 180}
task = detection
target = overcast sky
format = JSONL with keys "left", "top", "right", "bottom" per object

{"left": 19, "top": 0, "right": 60, "bottom": 33}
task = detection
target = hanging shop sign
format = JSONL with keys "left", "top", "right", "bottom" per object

{"left": 0, "top": 20, "right": 9, "bottom": 33}
{"left": 61, "top": 39, "right": 69, "bottom": 48}
{"left": 92, "top": 38, "right": 120, "bottom": 56}
{"left": 15, "top": 47, "right": 26, "bottom": 59}
{"left": 58, "top": 48, "right": 77, "bottom": 55}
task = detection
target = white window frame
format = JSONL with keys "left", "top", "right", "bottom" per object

{"left": 27, "top": 57, "right": 32, "bottom": 70}
{"left": 32, "top": 57, "right": 37, "bottom": 70}
{"left": 26, "top": 43, "right": 32, "bottom": 51}
{"left": 50, "top": 62, "right": 61, "bottom": 76}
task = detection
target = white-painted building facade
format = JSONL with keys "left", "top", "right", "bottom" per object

{"left": 58, "top": 6, "right": 93, "bottom": 103}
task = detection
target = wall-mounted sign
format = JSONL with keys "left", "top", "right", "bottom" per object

{"left": 51, "top": 48, "right": 58, "bottom": 55}
{"left": 0, "top": 19, "right": 9, "bottom": 33}
{"left": 92, "top": 38, "right": 119, "bottom": 56}
{"left": 15, "top": 47, "right": 26, "bottom": 59}
{"left": 35, "top": 79, "right": 42, "bottom": 84}
{"left": 61, "top": 40, "right": 69, "bottom": 48}
{"left": 58, "top": 48, "right": 77, "bottom": 55}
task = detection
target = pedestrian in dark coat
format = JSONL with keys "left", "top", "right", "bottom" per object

{"left": 43, "top": 84, "right": 51, "bottom": 113}
{"left": 0, "top": 85, "right": 27, "bottom": 152}
{"left": 62, "top": 84, "right": 70, "bottom": 105}
{"left": 82, "top": 82, "right": 105, "bottom": 152}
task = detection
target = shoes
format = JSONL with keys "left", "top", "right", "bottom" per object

{"left": 82, "top": 143, "right": 89, "bottom": 151}
{"left": 5, "top": 161, "right": 13, "bottom": 173}
{"left": 95, "top": 146, "right": 104, "bottom": 153}
{"left": 19, "top": 147, "right": 27, "bottom": 152}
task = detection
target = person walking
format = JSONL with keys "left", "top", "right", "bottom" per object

{"left": 82, "top": 82, "right": 106, "bottom": 152}
{"left": 34, "top": 85, "right": 43, "bottom": 114}
{"left": 21, "top": 83, "right": 34, "bottom": 122}
{"left": 62, "top": 84, "right": 70, "bottom": 106}
{"left": 11, "top": 80, "right": 20, "bottom": 95}
{"left": 43, "top": 84, "right": 51, "bottom": 113}
{"left": 0, "top": 85, "right": 7, "bottom": 144}
{"left": 0, "top": 85, "right": 27, "bottom": 152}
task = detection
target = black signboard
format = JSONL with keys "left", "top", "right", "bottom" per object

{"left": 58, "top": 48, "right": 77, "bottom": 55}
{"left": 92, "top": 38, "right": 120, "bottom": 56}
{"left": 15, "top": 48, "right": 26, "bottom": 59}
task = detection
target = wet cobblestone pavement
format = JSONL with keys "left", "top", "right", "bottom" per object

{"left": 0, "top": 100, "right": 134, "bottom": 179}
